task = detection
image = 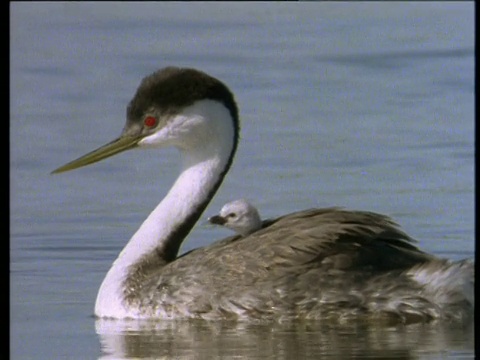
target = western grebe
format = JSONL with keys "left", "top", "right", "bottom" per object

{"left": 209, "top": 199, "right": 262, "bottom": 236}
{"left": 52, "top": 66, "right": 473, "bottom": 322}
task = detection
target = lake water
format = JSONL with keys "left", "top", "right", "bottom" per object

{"left": 10, "top": 3, "right": 474, "bottom": 359}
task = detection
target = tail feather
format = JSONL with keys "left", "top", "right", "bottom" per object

{"left": 407, "top": 259, "right": 474, "bottom": 320}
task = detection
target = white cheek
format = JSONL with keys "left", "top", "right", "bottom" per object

{"left": 137, "top": 119, "right": 185, "bottom": 148}
{"left": 138, "top": 128, "right": 171, "bottom": 148}
{"left": 136, "top": 101, "right": 226, "bottom": 150}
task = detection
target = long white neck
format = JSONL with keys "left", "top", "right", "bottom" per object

{"left": 95, "top": 101, "right": 237, "bottom": 318}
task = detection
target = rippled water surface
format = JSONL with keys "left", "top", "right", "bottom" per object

{"left": 11, "top": 3, "right": 474, "bottom": 359}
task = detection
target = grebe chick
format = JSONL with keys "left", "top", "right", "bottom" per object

{"left": 209, "top": 199, "right": 262, "bottom": 236}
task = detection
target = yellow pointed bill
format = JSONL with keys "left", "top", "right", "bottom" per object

{"left": 51, "top": 135, "right": 143, "bottom": 174}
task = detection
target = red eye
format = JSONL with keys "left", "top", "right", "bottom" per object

{"left": 144, "top": 116, "right": 157, "bottom": 127}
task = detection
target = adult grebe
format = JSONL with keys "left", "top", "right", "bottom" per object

{"left": 209, "top": 199, "right": 262, "bottom": 236}
{"left": 52, "top": 67, "right": 473, "bottom": 322}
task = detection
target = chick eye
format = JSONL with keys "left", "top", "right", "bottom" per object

{"left": 144, "top": 116, "right": 157, "bottom": 128}
{"left": 227, "top": 213, "right": 237, "bottom": 218}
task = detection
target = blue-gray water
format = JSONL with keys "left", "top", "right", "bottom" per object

{"left": 10, "top": 3, "right": 474, "bottom": 359}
